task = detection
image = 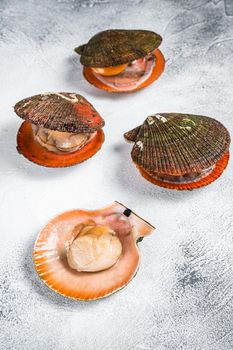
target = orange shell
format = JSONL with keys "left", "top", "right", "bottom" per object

{"left": 17, "top": 121, "right": 105, "bottom": 168}
{"left": 33, "top": 202, "right": 155, "bottom": 301}
{"left": 137, "top": 152, "right": 230, "bottom": 190}
{"left": 83, "top": 49, "right": 165, "bottom": 93}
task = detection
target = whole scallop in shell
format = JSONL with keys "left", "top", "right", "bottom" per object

{"left": 74, "top": 29, "right": 165, "bottom": 92}
{"left": 124, "top": 113, "right": 231, "bottom": 190}
{"left": 14, "top": 92, "right": 105, "bottom": 167}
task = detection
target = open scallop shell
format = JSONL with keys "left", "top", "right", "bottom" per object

{"left": 15, "top": 93, "right": 105, "bottom": 167}
{"left": 83, "top": 49, "right": 165, "bottom": 93}
{"left": 34, "top": 202, "right": 155, "bottom": 300}
{"left": 124, "top": 113, "right": 231, "bottom": 190}
{"left": 75, "top": 29, "right": 162, "bottom": 67}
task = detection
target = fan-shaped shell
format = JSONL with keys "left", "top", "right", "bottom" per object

{"left": 124, "top": 113, "right": 230, "bottom": 175}
{"left": 33, "top": 202, "right": 155, "bottom": 300}
{"left": 75, "top": 29, "right": 162, "bottom": 67}
{"left": 14, "top": 92, "right": 105, "bottom": 133}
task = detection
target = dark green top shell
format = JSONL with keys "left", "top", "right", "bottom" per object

{"left": 124, "top": 113, "right": 231, "bottom": 175}
{"left": 14, "top": 93, "right": 105, "bottom": 133}
{"left": 75, "top": 29, "right": 162, "bottom": 67}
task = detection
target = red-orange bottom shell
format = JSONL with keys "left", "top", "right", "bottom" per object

{"left": 83, "top": 49, "right": 165, "bottom": 92}
{"left": 137, "top": 152, "right": 230, "bottom": 190}
{"left": 33, "top": 202, "right": 154, "bottom": 300}
{"left": 17, "top": 121, "right": 105, "bottom": 167}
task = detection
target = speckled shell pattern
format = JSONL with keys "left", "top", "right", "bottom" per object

{"left": 75, "top": 29, "right": 162, "bottom": 67}
{"left": 124, "top": 113, "right": 231, "bottom": 175}
{"left": 14, "top": 92, "right": 105, "bottom": 133}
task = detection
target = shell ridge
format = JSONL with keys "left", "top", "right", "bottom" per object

{"left": 162, "top": 115, "right": 225, "bottom": 172}
{"left": 124, "top": 125, "right": 141, "bottom": 142}
{"left": 172, "top": 117, "right": 219, "bottom": 171}
{"left": 191, "top": 122, "right": 219, "bottom": 167}
{"left": 145, "top": 116, "right": 195, "bottom": 174}
{"left": 131, "top": 123, "right": 145, "bottom": 167}
{"left": 56, "top": 100, "right": 73, "bottom": 131}
{"left": 45, "top": 99, "right": 70, "bottom": 130}
{"left": 154, "top": 119, "right": 184, "bottom": 174}
{"left": 178, "top": 118, "right": 229, "bottom": 168}
{"left": 151, "top": 121, "right": 168, "bottom": 173}
{"left": 167, "top": 118, "right": 205, "bottom": 172}
{"left": 129, "top": 113, "right": 230, "bottom": 175}
{"left": 14, "top": 93, "right": 104, "bottom": 133}
{"left": 160, "top": 120, "right": 189, "bottom": 174}
{"left": 146, "top": 123, "right": 157, "bottom": 171}
{"left": 32, "top": 99, "right": 54, "bottom": 127}
{"left": 76, "top": 29, "right": 162, "bottom": 67}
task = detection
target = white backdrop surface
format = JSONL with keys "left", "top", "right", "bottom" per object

{"left": 0, "top": 1, "right": 233, "bottom": 349}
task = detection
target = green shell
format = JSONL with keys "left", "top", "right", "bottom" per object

{"left": 124, "top": 113, "right": 231, "bottom": 175}
{"left": 74, "top": 29, "right": 162, "bottom": 67}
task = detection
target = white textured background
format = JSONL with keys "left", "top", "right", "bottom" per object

{"left": 1, "top": 0, "right": 233, "bottom": 349}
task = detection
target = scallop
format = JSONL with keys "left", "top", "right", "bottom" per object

{"left": 33, "top": 202, "right": 155, "bottom": 300}
{"left": 124, "top": 113, "right": 231, "bottom": 190}
{"left": 14, "top": 92, "right": 105, "bottom": 167}
{"left": 74, "top": 29, "right": 165, "bottom": 92}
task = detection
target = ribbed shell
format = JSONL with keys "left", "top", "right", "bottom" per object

{"left": 14, "top": 93, "right": 105, "bottom": 133}
{"left": 125, "top": 113, "right": 231, "bottom": 175}
{"left": 124, "top": 126, "right": 141, "bottom": 142}
{"left": 75, "top": 29, "right": 162, "bottom": 67}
